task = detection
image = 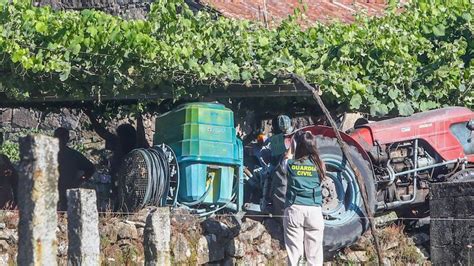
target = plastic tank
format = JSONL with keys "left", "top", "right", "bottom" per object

{"left": 154, "top": 102, "right": 243, "bottom": 210}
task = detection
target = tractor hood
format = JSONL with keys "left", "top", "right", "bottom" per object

{"left": 350, "top": 107, "right": 474, "bottom": 156}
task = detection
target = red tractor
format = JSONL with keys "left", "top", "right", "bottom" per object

{"left": 248, "top": 106, "right": 474, "bottom": 254}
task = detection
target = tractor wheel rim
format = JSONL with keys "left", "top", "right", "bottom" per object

{"left": 321, "top": 154, "right": 361, "bottom": 226}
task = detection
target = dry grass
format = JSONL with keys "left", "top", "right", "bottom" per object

{"left": 376, "top": 224, "right": 427, "bottom": 264}
{"left": 334, "top": 223, "right": 428, "bottom": 265}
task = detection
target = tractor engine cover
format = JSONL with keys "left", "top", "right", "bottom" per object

{"left": 350, "top": 107, "right": 474, "bottom": 163}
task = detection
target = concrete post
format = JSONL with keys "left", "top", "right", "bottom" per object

{"left": 17, "top": 135, "right": 59, "bottom": 266}
{"left": 67, "top": 188, "right": 100, "bottom": 266}
{"left": 144, "top": 207, "right": 171, "bottom": 266}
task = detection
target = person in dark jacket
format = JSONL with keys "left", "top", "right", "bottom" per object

{"left": 54, "top": 127, "right": 95, "bottom": 211}
{"left": 282, "top": 130, "right": 326, "bottom": 266}
{"left": 84, "top": 109, "right": 149, "bottom": 204}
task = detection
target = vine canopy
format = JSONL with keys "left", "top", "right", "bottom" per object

{"left": 0, "top": 0, "right": 472, "bottom": 116}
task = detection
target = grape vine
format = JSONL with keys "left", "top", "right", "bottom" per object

{"left": 0, "top": 0, "right": 472, "bottom": 116}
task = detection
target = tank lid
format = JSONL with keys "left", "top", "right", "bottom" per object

{"left": 177, "top": 102, "right": 226, "bottom": 110}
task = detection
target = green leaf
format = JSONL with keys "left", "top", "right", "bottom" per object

{"left": 11, "top": 50, "right": 24, "bottom": 63}
{"left": 70, "top": 43, "right": 81, "bottom": 55}
{"left": 187, "top": 58, "right": 199, "bottom": 69}
{"left": 59, "top": 70, "right": 70, "bottom": 81}
{"left": 35, "top": 22, "right": 47, "bottom": 34}
{"left": 398, "top": 102, "right": 415, "bottom": 116}
{"left": 370, "top": 103, "right": 389, "bottom": 116}
{"left": 202, "top": 62, "right": 214, "bottom": 74}
{"left": 419, "top": 101, "right": 438, "bottom": 111}
{"left": 421, "top": 25, "right": 431, "bottom": 34}
{"left": 388, "top": 89, "right": 399, "bottom": 100}
{"left": 258, "top": 37, "right": 269, "bottom": 47}
{"left": 350, "top": 81, "right": 366, "bottom": 93}
{"left": 319, "top": 53, "right": 328, "bottom": 64}
{"left": 462, "top": 12, "right": 472, "bottom": 21}
{"left": 87, "top": 26, "right": 98, "bottom": 36}
{"left": 432, "top": 25, "right": 445, "bottom": 37}
{"left": 349, "top": 94, "right": 363, "bottom": 109}
{"left": 241, "top": 70, "right": 252, "bottom": 81}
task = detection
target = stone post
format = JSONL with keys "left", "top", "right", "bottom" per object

{"left": 67, "top": 188, "right": 100, "bottom": 266}
{"left": 17, "top": 135, "right": 59, "bottom": 266}
{"left": 144, "top": 207, "right": 171, "bottom": 266}
{"left": 430, "top": 180, "right": 474, "bottom": 265}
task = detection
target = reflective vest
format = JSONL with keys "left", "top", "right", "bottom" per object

{"left": 285, "top": 158, "right": 322, "bottom": 207}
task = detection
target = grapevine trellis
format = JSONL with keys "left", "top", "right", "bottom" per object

{"left": 0, "top": 0, "right": 472, "bottom": 116}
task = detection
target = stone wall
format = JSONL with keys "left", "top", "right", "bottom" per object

{"left": 0, "top": 108, "right": 156, "bottom": 163}
{"left": 171, "top": 210, "right": 287, "bottom": 265}
{"left": 34, "top": 0, "right": 155, "bottom": 19}
{"left": 1, "top": 108, "right": 97, "bottom": 146}
{"left": 33, "top": 0, "right": 206, "bottom": 19}
{"left": 0, "top": 107, "right": 323, "bottom": 159}
{"left": 0, "top": 208, "right": 287, "bottom": 265}
{"left": 0, "top": 207, "right": 432, "bottom": 264}
{"left": 430, "top": 180, "right": 474, "bottom": 265}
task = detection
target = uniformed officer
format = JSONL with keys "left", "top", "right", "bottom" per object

{"left": 282, "top": 130, "right": 326, "bottom": 266}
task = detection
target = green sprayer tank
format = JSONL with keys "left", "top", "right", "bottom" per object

{"left": 153, "top": 102, "right": 243, "bottom": 213}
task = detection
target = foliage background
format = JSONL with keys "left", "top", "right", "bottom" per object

{"left": 0, "top": 140, "right": 19, "bottom": 161}
{"left": 0, "top": 0, "right": 472, "bottom": 116}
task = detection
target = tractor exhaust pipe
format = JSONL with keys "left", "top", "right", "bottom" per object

{"left": 377, "top": 158, "right": 465, "bottom": 211}
{"left": 383, "top": 158, "right": 463, "bottom": 181}
{"left": 376, "top": 177, "right": 417, "bottom": 211}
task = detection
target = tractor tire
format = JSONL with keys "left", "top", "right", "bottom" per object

{"left": 315, "top": 136, "right": 376, "bottom": 256}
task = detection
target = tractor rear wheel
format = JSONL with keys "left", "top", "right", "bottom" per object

{"left": 316, "top": 136, "right": 376, "bottom": 256}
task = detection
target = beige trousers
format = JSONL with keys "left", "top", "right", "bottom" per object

{"left": 283, "top": 205, "right": 324, "bottom": 266}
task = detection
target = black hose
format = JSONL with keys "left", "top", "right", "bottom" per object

{"left": 118, "top": 145, "right": 177, "bottom": 211}
{"left": 179, "top": 173, "right": 215, "bottom": 207}
{"left": 145, "top": 146, "right": 170, "bottom": 207}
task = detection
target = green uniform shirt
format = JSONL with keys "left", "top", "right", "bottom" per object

{"left": 285, "top": 158, "right": 322, "bottom": 207}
